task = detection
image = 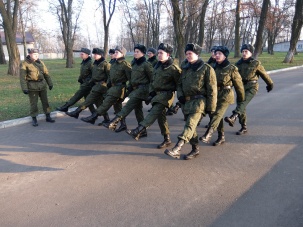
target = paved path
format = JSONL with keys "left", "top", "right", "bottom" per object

{"left": 1, "top": 68, "right": 303, "bottom": 227}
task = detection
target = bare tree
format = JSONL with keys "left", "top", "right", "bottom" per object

{"left": 197, "top": 0, "right": 209, "bottom": 47}
{"left": 0, "top": 0, "right": 20, "bottom": 76}
{"left": 234, "top": 0, "right": 241, "bottom": 58}
{"left": 283, "top": 0, "right": 303, "bottom": 63}
{"left": 0, "top": 31, "right": 7, "bottom": 64}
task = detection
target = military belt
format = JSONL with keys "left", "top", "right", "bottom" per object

{"left": 133, "top": 84, "right": 148, "bottom": 90}
{"left": 185, "top": 94, "right": 205, "bottom": 101}
{"left": 29, "top": 79, "right": 43, "bottom": 82}
{"left": 112, "top": 82, "right": 126, "bottom": 86}
{"left": 156, "top": 91, "right": 172, "bottom": 95}
{"left": 243, "top": 80, "right": 257, "bottom": 85}
{"left": 217, "top": 85, "right": 231, "bottom": 90}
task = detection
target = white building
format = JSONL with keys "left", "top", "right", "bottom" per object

{"left": 273, "top": 40, "right": 303, "bottom": 52}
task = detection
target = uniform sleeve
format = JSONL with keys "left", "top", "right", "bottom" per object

{"left": 177, "top": 72, "right": 184, "bottom": 98}
{"left": 105, "top": 62, "right": 111, "bottom": 82}
{"left": 256, "top": 62, "right": 273, "bottom": 86}
{"left": 231, "top": 66, "right": 245, "bottom": 102}
{"left": 20, "top": 62, "right": 28, "bottom": 91}
{"left": 145, "top": 62, "right": 154, "bottom": 84}
{"left": 42, "top": 62, "right": 53, "bottom": 86}
{"left": 205, "top": 66, "right": 217, "bottom": 112}
{"left": 173, "top": 65, "right": 182, "bottom": 91}
{"left": 123, "top": 61, "right": 132, "bottom": 82}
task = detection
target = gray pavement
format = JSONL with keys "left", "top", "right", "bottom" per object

{"left": 0, "top": 67, "right": 303, "bottom": 227}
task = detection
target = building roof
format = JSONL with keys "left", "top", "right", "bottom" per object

{"left": 0, "top": 31, "right": 35, "bottom": 44}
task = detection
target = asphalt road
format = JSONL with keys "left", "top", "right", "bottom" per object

{"left": 1, "top": 68, "right": 303, "bottom": 227}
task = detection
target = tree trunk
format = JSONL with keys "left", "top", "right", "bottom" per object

{"left": 0, "top": 33, "right": 7, "bottom": 64}
{"left": 104, "top": 26, "right": 109, "bottom": 58}
{"left": 283, "top": 0, "right": 303, "bottom": 63}
{"left": 198, "top": 0, "right": 209, "bottom": 47}
{"left": 253, "top": 0, "right": 270, "bottom": 59}
{"left": 234, "top": 0, "right": 241, "bottom": 58}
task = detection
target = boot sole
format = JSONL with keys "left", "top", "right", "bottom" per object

{"left": 236, "top": 131, "right": 247, "bottom": 135}
{"left": 213, "top": 141, "right": 225, "bottom": 146}
{"left": 80, "top": 119, "right": 95, "bottom": 125}
{"left": 164, "top": 150, "right": 180, "bottom": 159}
{"left": 125, "top": 130, "right": 140, "bottom": 141}
{"left": 157, "top": 142, "right": 172, "bottom": 149}
{"left": 66, "top": 113, "right": 79, "bottom": 119}
{"left": 224, "top": 117, "right": 234, "bottom": 127}
{"left": 184, "top": 153, "right": 199, "bottom": 160}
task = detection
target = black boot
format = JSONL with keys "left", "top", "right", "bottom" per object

{"left": 103, "top": 116, "right": 121, "bottom": 130}
{"left": 126, "top": 125, "right": 145, "bottom": 140}
{"left": 139, "top": 128, "right": 147, "bottom": 138}
{"left": 157, "top": 134, "right": 172, "bottom": 149}
{"left": 164, "top": 139, "right": 185, "bottom": 159}
{"left": 66, "top": 107, "right": 82, "bottom": 119}
{"left": 32, "top": 117, "right": 38, "bottom": 126}
{"left": 56, "top": 102, "right": 70, "bottom": 112}
{"left": 166, "top": 108, "right": 174, "bottom": 116}
{"left": 102, "top": 113, "right": 110, "bottom": 124}
{"left": 236, "top": 124, "right": 248, "bottom": 135}
{"left": 171, "top": 102, "right": 181, "bottom": 114}
{"left": 224, "top": 112, "right": 238, "bottom": 127}
{"left": 184, "top": 144, "right": 200, "bottom": 160}
{"left": 213, "top": 132, "right": 225, "bottom": 146}
{"left": 115, "top": 118, "right": 127, "bottom": 132}
{"left": 199, "top": 127, "right": 214, "bottom": 143}
{"left": 80, "top": 112, "right": 98, "bottom": 124}
{"left": 45, "top": 113, "right": 55, "bottom": 123}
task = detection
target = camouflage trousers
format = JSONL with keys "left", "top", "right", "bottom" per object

{"left": 209, "top": 101, "right": 230, "bottom": 133}
{"left": 95, "top": 95, "right": 122, "bottom": 116}
{"left": 28, "top": 89, "right": 50, "bottom": 117}
{"left": 117, "top": 97, "right": 144, "bottom": 124}
{"left": 67, "top": 83, "right": 95, "bottom": 113}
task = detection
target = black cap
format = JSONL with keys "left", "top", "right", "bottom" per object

{"left": 215, "top": 46, "right": 230, "bottom": 58}
{"left": 184, "top": 43, "right": 202, "bottom": 55}
{"left": 81, "top": 48, "right": 91, "bottom": 55}
{"left": 157, "top": 43, "right": 173, "bottom": 55}
{"left": 109, "top": 49, "right": 115, "bottom": 54}
{"left": 147, "top": 47, "right": 157, "bottom": 55}
{"left": 92, "top": 48, "right": 104, "bottom": 56}
{"left": 134, "top": 44, "right": 147, "bottom": 54}
{"left": 210, "top": 46, "right": 217, "bottom": 52}
{"left": 28, "top": 48, "right": 39, "bottom": 54}
{"left": 241, "top": 44, "right": 254, "bottom": 53}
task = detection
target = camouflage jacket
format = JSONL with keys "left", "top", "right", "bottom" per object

{"left": 178, "top": 58, "right": 217, "bottom": 114}
{"left": 129, "top": 56, "right": 153, "bottom": 100}
{"left": 236, "top": 57, "right": 273, "bottom": 91}
{"left": 20, "top": 56, "right": 53, "bottom": 91}
{"left": 89, "top": 57, "right": 110, "bottom": 83}
{"left": 214, "top": 60, "right": 245, "bottom": 104}
{"left": 78, "top": 57, "right": 93, "bottom": 83}
{"left": 207, "top": 57, "right": 216, "bottom": 68}
{"left": 107, "top": 57, "right": 132, "bottom": 99}
{"left": 149, "top": 58, "right": 181, "bottom": 107}
{"left": 147, "top": 56, "right": 158, "bottom": 67}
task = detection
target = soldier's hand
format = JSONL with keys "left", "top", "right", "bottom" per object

{"left": 178, "top": 96, "right": 186, "bottom": 104}
{"left": 49, "top": 85, "right": 53, "bottom": 90}
{"left": 78, "top": 79, "right": 83, "bottom": 84}
{"left": 23, "top": 90, "right": 29, "bottom": 95}
{"left": 266, "top": 83, "right": 273, "bottom": 92}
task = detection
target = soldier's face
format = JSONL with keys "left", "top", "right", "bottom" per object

{"left": 29, "top": 53, "right": 39, "bottom": 61}
{"left": 115, "top": 50, "right": 123, "bottom": 59}
{"left": 109, "top": 53, "right": 114, "bottom": 59}
{"left": 134, "top": 49, "right": 144, "bottom": 59}
{"left": 158, "top": 50, "right": 169, "bottom": 62}
{"left": 93, "top": 54, "right": 102, "bottom": 60}
{"left": 211, "top": 50, "right": 216, "bottom": 59}
{"left": 186, "top": 51, "right": 199, "bottom": 63}
{"left": 147, "top": 52, "right": 154, "bottom": 58}
{"left": 215, "top": 51, "right": 226, "bottom": 64}
{"left": 242, "top": 49, "right": 252, "bottom": 60}
{"left": 80, "top": 52, "right": 89, "bottom": 60}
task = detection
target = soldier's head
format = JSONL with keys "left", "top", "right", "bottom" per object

{"left": 109, "top": 49, "right": 115, "bottom": 59}
{"left": 215, "top": 46, "right": 229, "bottom": 64}
{"left": 80, "top": 48, "right": 91, "bottom": 60}
{"left": 241, "top": 44, "right": 254, "bottom": 60}
{"left": 114, "top": 46, "right": 127, "bottom": 59}
{"left": 210, "top": 46, "right": 217, "bottom": 59}
{"left": 134, "top": 44, "right": 146, "bottom": 59}
{"left": 92, "top": 48, "right": 104, "bottom": 60}
{"left": 28, "top": 48, "right": 39, "bottom": 61}
{"left": 147, "top": 47, "right": 157, "bottom": 59}
{"left": 157, "top": 43, "right": 173, "bottom": 62}
{"left": 185, "top": 43, "right": 202, "bottom": 63}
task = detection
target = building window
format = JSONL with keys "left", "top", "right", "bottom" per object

{"left": 298, "top": 44, "right": 302, "bottom": 50}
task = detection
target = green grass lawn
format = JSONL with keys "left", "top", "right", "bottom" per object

{"left": 0, "top": 53, "right": 302, "bottom": 122}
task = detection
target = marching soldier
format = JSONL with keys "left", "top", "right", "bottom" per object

{"left": 108, "top": 49, "right": 116, "bottom": 64}
{"left": 20, "top": 48, "right": 55, "bottom": 126}
{"left": 200, "top": 46, "right": 245, "bottom": 146}
{"left": 80, "top": 46, "right": 131, "bottom": 128}
{"left": 147, "top": 47, "right": 158, "bottom": 67}
{"left": 56, "top": 48, "right": 95, "bottom": 113}
{"left": 65, "top": 48, "right": 111, "bottom": 123}
{"left": 164, "top": 43, "right": 217, "bottom": 160}
{"left": 103, "top": 44, "right": 153, "bottom": 136}
{"left": 126, "top": 43, "right": 181, "bottom": 149}
{"left": 207, "top": 46, "right": 217, "bottom": 68}
{"left": 224, "top": 44, "right": 274, "bottom": 135}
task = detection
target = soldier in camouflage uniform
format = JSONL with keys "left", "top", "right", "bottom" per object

{"left": 224, "top": 44, "right": 274, "bottom": 135}
{"left": 108, "top": 49, "right": 116, "bottom": 64}
{"left": 164, "top": 44, "right": 217, "bottom": 160}
{"left": 20, "top": 48, "right": 55, "bottom": 126}
{"left": 126, "top": 43, "right": 181, "bottom": 149}
{"left": 147, "top": 47, "right": 158, "bottom": 67}
{"left": 200, "top": 46, "right": 245, "bottom": 146}
{"left": 80, "top": 46, "right": 131, "bottom": 127}
{"left": 207, "top": 46, "right": 217, "bottom": 68}
{"left": 103, "top": 44, "right": 153, "bottom": 136}
{"left": 65, "top": 48, "right": 111, "bottom": 123}
{"left": 56, "top": 48, "right": 95, "bottom": 113}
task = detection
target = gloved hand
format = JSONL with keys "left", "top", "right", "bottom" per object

{"left": 178, "top": 96, "right": 186, "bottom": 104}
{"left": 49, "top": 85, "right": 53, "bottom": 90}
{"left": 78, "top": 79, "right": 83, "bottom": 84}
{"left": 266, "top": 83, "right": 273, "bottom": 92}
{"left": 145, "top": 96, "right": 153, "bottom": 105}
{"left": 23, "top": 90, "right": 29, "bottom": 95}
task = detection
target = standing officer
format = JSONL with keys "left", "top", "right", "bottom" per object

{"left": 65, "top": 48, "right": 111, "bottom": 122}
{"left": 80, "top": 46, "right": 131, "bottom": 126}
{"left": 224, "top": 44, "right": 274, "bottom": 135}
{"left": 56, "top": 48, "right": 94, "bottom": 113}
{"left": 20, "top": 48, "right": 55, "bottom": 126}
{"left": 200, "top": 46, "right": 245, "bottom": 146}
{"left": 147, "top": 47, "right": 158, "bottom": 67}
{"left": 103, "top": 44, "right": 153, "bottom": 136}
{"left": 126, "top": 43, "right": 181, "bottom": 149}
{"left": 164, "top": 43, "right": 217, "bottom": 160}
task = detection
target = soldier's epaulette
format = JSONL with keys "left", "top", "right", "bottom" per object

{"left": 171, "top": 63, "right": 181, "bottom": 72}
{"left": 250, "top": 59, "right": 260, "bottom": 67}
{"left": 229, "top": 64, "right": 239, "bottom": 72}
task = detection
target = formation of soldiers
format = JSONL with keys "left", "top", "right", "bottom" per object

{"left": 20, "top": 43, "right": 274, "bottom": 160}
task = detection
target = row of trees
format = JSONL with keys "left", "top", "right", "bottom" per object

{"left": 0, "top": 0, "right": 302, "bottom": 76}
